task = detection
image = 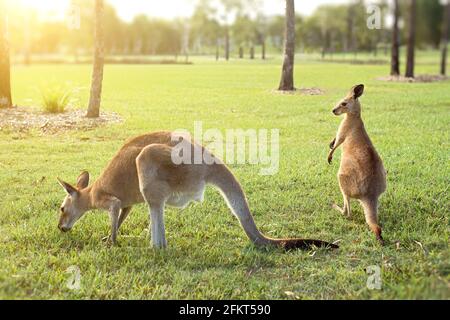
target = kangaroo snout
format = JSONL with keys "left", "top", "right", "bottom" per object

{"left": 332, "top": 108, "right": 339, "bottom": 115}
{"left": 58, "top": 224, "right": 70, "bottom": 233}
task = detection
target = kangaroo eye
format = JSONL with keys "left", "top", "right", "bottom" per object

{"left": 60, "top": 207, "right": 65, "bottom": 213}
{"left": 341, "top": 102, "right": 348, "bottom": 107}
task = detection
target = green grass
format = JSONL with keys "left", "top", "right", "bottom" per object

{"left": 0, "top": 53, "right": 449, "bottom": 299}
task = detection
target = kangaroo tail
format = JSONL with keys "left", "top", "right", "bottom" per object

{"left": 208, "top": 163, "right": 339, "bottom": 251}
{"left": 360, "top": 198, "right": 383, "bottom": 243}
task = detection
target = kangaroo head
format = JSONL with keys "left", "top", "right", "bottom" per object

{"left": 57, "top": 171, "right": 91, "bottom": 232}
{"left": 332, "top": 84, "right": 364, "bottom": 116}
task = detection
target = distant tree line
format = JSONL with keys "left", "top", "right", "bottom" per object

{"left": 4, "top": 0, "right": 449, "bottom": 61}
{"left": 1, "top": 0, "right": 449, "bottom": 112}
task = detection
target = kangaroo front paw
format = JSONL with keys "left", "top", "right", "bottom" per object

{"left": 152, "top": 239, "right": 167, "bottom": 249}
{"left": 327, "top": 154, "right": 333, "bottom": 164}
{"left": 329, "top": 138, "right": 336, "bottom": 150}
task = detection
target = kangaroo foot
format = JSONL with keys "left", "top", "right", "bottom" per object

{"left": 376, "top": 235, "right": 385, "bottom": 246}
{"left": 102, "top": 235, "right": 119, "bottom": 247}
{"left": 332, "top": 203, "right": 350, "bottom": 219}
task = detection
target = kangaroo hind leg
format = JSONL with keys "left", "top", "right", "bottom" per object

{"left": 333, "top": 193, "right": 351, "bottom": 218}
{"left": 136, "top": 144, "right": 174, "bottom": 249}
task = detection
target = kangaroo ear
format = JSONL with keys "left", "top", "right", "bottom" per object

{"left": 352, "top": 84, "right": 365, "bottom": 99}
{"left": 76, "top": 171, "right": 90, "bottom": 189}
{"left": 57, "top": 178, "right": 78, "bottom": 196}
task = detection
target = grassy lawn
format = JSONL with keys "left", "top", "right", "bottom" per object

{"left": 0, "top": 54, "right": 449, "bottom": 299}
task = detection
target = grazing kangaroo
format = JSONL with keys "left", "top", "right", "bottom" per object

{"left": 58, "top": 131, "right": 337, "bottom": 250}
{"left": 328, "top": 85, "right": 387, "bottom": 245}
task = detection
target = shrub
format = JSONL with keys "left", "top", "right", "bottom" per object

{"left": 40, "top": 86, "right": 72, "bottom": 113}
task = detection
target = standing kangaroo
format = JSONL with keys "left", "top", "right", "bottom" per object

{"left": 57, "top": 131, "right": 337, "bottom": 250}
{"left": 328, "top": 85, "right": 387, "bottom": 245}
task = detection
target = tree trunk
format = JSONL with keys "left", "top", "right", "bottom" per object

{"left": 405, "top": 0, "right": 416, "bottom": 78}
{"left": 262, "top": 39, "right": 266, "bottom": 60}
{"left": 87, "top": 0, "right": 105, "bottom": 118}
{"left": 182, "top": 23, "right": 190, "bottom": 64}
{"left": 24, "top": 16, "right": 31, "bottom": 65}
{"left": 278, "top": 0, "right": 295, "bottom": 91}
{"left": 390, "top": 0, "right": 400, "bottom": 76}
{"left": 0, "top": 1, "right": 12, "bottom": 109}
{"left": 346, "top": 7, "right": 354, "bottom": 54}
{"left": 250, "top": 45, "right": 255, "bottom": 59}
{"left": 216, "top": 38, "right": 220, "bottom": 61}
{"left": 348, "top": 5, "right": 358, "bottom": 58}
{"left": 440, "top": 1, "right": 450, "bottom": 76}
{"left": 239, "top": 46, "right": 244, "bottom": 59}
{"left": 225, "top": 25, "right": 230, "bottom": 61}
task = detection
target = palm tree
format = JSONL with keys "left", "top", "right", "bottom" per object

{"left": 405, "top": 0, "right": 417, "bottom": 78}
{"left": 87, "top": 0, "right": 105, "bottom": 118}
{"left": 278, "top": 0, "right": 295, "bottom": 91}
{"left": 390, "top": 0, "right": 400, "bottom": 76}
{"left": 441, "top": 0, "right": 450, "bottom": 76}
{"left": 0, "top": 0, "right": 12, "bottom": 109}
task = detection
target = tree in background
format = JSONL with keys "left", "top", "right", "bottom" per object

{"left": 372, "top": 0, "right": 389, "bottom": 57}
{"left": 190, "top": 1, "right": 221, "bottom": 56}
{"left": 417, "top": 0, "right": 444, "bottom": 49}
{"left": 232, "top": 14, "right": 255, "bottom": 58}
{"left": 68, "top": 0, "right": 94, "bottom": 62}
{"left": 255, "top": 14, "right": 268, "bottom": 60}
{"left": 405, "top": 0, "right": 417, "bottom": 78}
{"left": 244, "top": 0, "right": 263, "bottom": 60}
{"left": 391, "top": 0, "right": 401, "bottom": 76}
{"left": 267, "top": 15, "right": 284, "bottom": 51}
{"left": 308, "top": 5, "right": 347, "bottom": 59}
{"left": 441, "top": 0, "right": 450, "bottom": 76}
{"left": 219, "top": 0, "right": 241, "bottom": 61}
{"left": 290, "top": 1, "right": 389, "bottom": 57}
{"left": 346, "top": 2, "right": 356, "bottom": 55}
{"left": 103, "top": 4, "right": 125, "bottom": 55}
{"left": 219, "top": 0, "right": 260, "bottom": 61}
{"left": 0, "top": 0, "right": 12, "bottom": 108}
{"left": 278, "top": 0, "right": 295, "bottom": 91}
{"left": 349, "top": 0, "right": 370, "bottom": 58}
{"left": 3, "top": 0, "right": 447, "bottom": 64}
{"left": 299, "top": 13, "right": 322, "bottom": 52}
{"left": 317, "top": 8, "right": 332, "bottom": 59}
{"left": 180, "top": 19, "right": 191, "bottom": 63}
{"left": 129, "top": 15, "right": 151, "bottom": 54}
{"left": 86, "top": 0, "right": 105, "bottom": 118}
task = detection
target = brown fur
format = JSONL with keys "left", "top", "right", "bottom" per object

{"left": 328, "top": 85, "right": 387, "bottom": 245}
{"left": 58, "top": 131, "right": 338, "bottom": 251}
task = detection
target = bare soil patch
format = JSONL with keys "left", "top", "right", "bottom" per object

{"left": 272, "top": 87, "right": 324, "bottom": 96}
{"left": 377, "top": 74, "right": 449, "bottom": 83}
{"left": 0, "top": 107, "right": 123, "bottom": 134}
{"left": 317, "top": 58, "right": 388, "bottom": 65}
